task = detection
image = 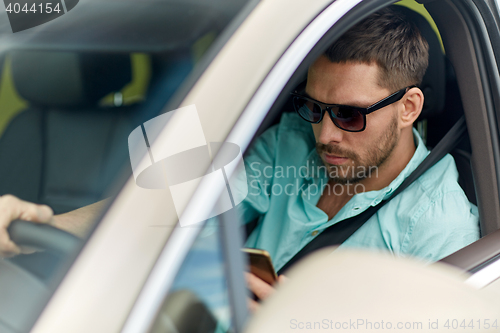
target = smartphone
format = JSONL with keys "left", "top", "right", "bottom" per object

{"left": 242, "top": 248, "right": 277, "bottom": 285}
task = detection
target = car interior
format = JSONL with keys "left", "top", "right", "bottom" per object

{"left": 0, "top": 1, "right": 247, "bottom": 331}
{"left": 0, "top": 0, "right": 237, "bottom": 211}
{"left": 0, "top": 50, "right": 194, "bottom": 332}
{"left": 0, "top": 51, "right": 137, "bottom": 214}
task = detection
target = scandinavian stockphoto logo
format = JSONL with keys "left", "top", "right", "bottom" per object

{"left": 128, "top": 105, "right": 248, "bottom": 227}
{"left": 4, "top": 0, "right": 79, "bottom": 33}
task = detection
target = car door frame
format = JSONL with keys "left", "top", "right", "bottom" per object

{"left": 437, "top": 0, "right": 500, "bottom": 289}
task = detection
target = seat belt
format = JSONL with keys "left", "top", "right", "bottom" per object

{"left": 277, "top": 116, "right": 467, "bottom": 275}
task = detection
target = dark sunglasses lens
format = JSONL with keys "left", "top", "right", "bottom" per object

{"left": 333, "top": 106, "right": 364, "bottom": 131}
{"left": 293, "top": 97, "right": 322, "bottom": 123}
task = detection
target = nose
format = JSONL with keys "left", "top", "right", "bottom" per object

{"left": 318, "top": 111, "right": 343, "bottom": 145}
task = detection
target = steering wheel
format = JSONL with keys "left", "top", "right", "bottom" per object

{"left": 0, "top": 221, "right": 82, "bottom": 333}
{"left": 7, "top": 219, "right": 81, "bottom": 255}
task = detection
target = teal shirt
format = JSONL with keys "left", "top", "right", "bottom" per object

{"left": 236, "top": 112, "right": 479, "bottom": 271}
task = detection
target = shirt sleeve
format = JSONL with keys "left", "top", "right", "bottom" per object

{"left": 232, "top": 124, "right": 280, "bottom": 224}
{"left": 400, "top": 190, "right": 480, "bottom": 262}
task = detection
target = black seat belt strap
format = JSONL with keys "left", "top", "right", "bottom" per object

{"left": 277, "top": 116, "right": 467, "bottom": 275}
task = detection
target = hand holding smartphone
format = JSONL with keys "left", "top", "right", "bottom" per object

{"left": 242, "top": 247, "right": 277, "bottom": 285}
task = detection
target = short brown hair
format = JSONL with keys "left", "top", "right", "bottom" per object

{"left": 324, "top": 7, "right": 429, "bottom": 92}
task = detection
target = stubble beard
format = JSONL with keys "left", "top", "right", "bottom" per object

{"left": 316, "top": 115, "right": 400, "bottom": 185}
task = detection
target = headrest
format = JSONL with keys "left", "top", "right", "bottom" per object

{"left": 10, "top": 51, "right": 131, "bottom": 108}
{"left": 392, "top": 5, "right": 446, "bottom": 119}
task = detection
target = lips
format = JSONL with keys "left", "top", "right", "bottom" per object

{"left": 324, "top": 153, "right": 349, "bottom": 165}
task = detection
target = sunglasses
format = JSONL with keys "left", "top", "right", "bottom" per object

{"left": 291, "top": 85, "right": 416, "bottom": 132}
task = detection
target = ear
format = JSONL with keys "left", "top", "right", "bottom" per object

{"left": 399, "top": 87, "right": 424, "bottom": 129}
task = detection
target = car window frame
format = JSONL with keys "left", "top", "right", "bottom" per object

{"left": 434, "top": 0, "right": 500, "bottom": 284}
{"left": 120, "top": 0, "right": 368, "bottom": 332}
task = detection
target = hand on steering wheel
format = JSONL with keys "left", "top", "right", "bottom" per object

{"left": 0, "top": 195, "right": 54, "bottom": 257}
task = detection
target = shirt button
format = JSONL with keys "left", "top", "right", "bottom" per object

{"left": 353, "top": 207, "right": 360, "bottom": 211}
{"left": 311, "top": 230, "right": 319, "bottom": 236}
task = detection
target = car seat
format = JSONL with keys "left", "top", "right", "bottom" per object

{"left": 0, "top": 50, "right": 136, "bottom": 214}
{"left": 392, "top": 6, "right": 476, "bottom": 206}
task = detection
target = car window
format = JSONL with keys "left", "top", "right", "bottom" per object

{"left": 0, "top": 0, "right": 249, "bottom": 332}
{"left": 0, "top": 3, "right": 236, "bottom": 213}
{"left": 148, "top": 220, "right": 232, "bottom": 333}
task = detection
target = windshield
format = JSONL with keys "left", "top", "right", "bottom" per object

{"left": 0, "top": 0, "right": 248, "bottom": 331}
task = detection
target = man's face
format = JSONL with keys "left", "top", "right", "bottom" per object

{"left": 306, "top": 57, "right": 401, "bottom": 184}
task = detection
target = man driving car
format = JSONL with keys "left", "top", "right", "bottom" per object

{"left": 240, "top": 7, "right": 479, "bottom": 307}
{"left": 0, "top": 7, "right": 480, "bottom": 300}
{"left": 239, "top": 7, "right": 478, "bottom": 271}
